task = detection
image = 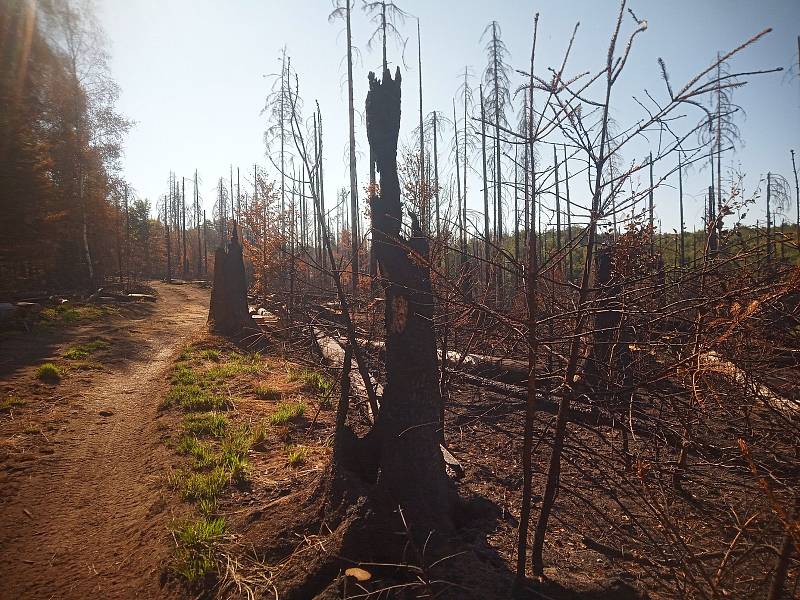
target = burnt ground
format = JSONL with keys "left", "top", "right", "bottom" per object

{"left": 0, "top": 283, "right": 795, "bottom": 599}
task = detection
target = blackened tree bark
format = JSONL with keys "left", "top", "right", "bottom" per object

{"left": 365, "top": 66, "right": 452, "bottom": 536}
{"left": 207, "top": 224, "right": 255, "bottom": 336}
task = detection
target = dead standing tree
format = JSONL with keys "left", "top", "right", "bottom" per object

{"left": 207, "top": 224, "right": 255, "bottom": 337}
{"left": 365, "top": 66, "right": 452, "bottom": 535}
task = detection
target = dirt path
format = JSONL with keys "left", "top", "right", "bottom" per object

{"left": 0, "top": 282, "right": 209, "bottom": 600}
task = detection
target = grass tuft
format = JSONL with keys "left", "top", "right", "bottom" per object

{"left": 269, "top": 400, "right": 306, "bottom": 426}
{"left": 251, "top": 420, "right": 270, "bottom": 450}
{"left": 172, "top": 516, "right": 226, "bottom": 582}
{"left": 164, "top": 384, "right": 228, "bottom": 411}
{"left": 219, "top": 427, "right": 251, "bottom": 481}
{"left": 177, "top": 435, "right": 216, "bottom": 469}
{"left": 183, "top": 412, "right": 228, "bottom": 437}
{"left": 172, "top": 364, "right": 198, "bottom": 386}
{"left": 253, "top": 384, "right": 281, "bottom": 401}
{"left": 0, "top": 395, "right": 25, "bottom": 413}
{"left": 290, "top": 368, "right": 333, "bottom": 395}
{"left": 36, "top": 363, "right": 62, "bottom": 382}
{"left": 286, "top": 445, "right": 308, "bottom": 467}
{"left": 198, "top": 349, "right": 221, "bottom": 361}
{"left": 181, "top": 467, "right": 229, "bottom": 501}
{"left": 63, "top": 347, "right": 89, "bottom": 359}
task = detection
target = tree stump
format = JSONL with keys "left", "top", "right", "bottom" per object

{"left": 207, "top": 224, "right": 256, "bottom": 337}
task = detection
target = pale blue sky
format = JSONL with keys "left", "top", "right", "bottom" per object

{"left": 97, "top": 0, "right": 800, "bottom": 232}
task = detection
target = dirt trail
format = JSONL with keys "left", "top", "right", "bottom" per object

{"left": 0, "top": 282, "right": 209, "bottom": 600}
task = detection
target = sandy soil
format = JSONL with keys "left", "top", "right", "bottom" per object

{"left": 0, "top": 282, "right": 209, "bottom": 600}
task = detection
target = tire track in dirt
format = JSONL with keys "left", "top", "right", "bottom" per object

{"left": 0, "top": 282, "right": 209, "bottom": 600}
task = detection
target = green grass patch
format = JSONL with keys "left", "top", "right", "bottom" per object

{"left": 172, "top": 364, "right": 199, "bottom": 386}
{"left": 198, "top": 349, "right": 221, "bottom": 361}
{"left": 290, "top": 368, "right": 333, "bottom": 395}
{"left": 35, "top": 363, "right": 61, "bottom": 382}
{"left": 63, "top": 339, "right": 110, "bottom": 360}
{"left": 63, "top": 347, "right": 89, "bottom": 360}
{"left": 286, "top": 445, "right": 308, "bottom": 467}
{"left": 183, "top": 412, "right": 228, "bottom": 437}
{"left": 172, "top": 516, "right": 226, "bottom": 582}
{"left": 219, "top": 427, "right": 251, "bottom": 481}
{"left": 251, "top": 420, "right": 269, "bottom": 450}
{"left": 181, "top": 467, "right": 229, "bottom": 501}
{"left": 253, "top": 384, "right": 281, "bottom": 401}
{"left": 269, "top": 400, "right": 306, "bottom": 426}
{"left": 177, "top": 436, "right": 216, "bottom": 469}
{"left": 164, "top": 384, "right": 227, "bottom": 411}
{"left": 177, "top": 347, "right": 194, "bottom": 361}
{"left": 40, "top": 304, "right": 109, "bottom": 325}
{"left": 204, "top": 358, "right": 262, "bottom": 383}
{"left": 0, "top": 395, "right": 25, "bottom": 413}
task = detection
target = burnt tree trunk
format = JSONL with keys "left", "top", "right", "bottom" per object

{"left": 207, "top": 224, "right": 255, "bottom": 337}
{"left": 365, "top": 67, "right": 452, "bottom": 537}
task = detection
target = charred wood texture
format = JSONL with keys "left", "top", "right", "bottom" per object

{"left": 365, "top": 66, "right": 452, "bottom": 535}
{"left": 207, "top": 224, "right": 255, "bottom": 336}
{"left": 584, "top": 244, "right": 632, "bottom": 393}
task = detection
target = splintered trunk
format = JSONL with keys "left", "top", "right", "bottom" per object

{"left": 365, "top": 66, "right": 452, "bottom": 536}
{"left": 207, "top": 225, "right": 255, "bottom": 337}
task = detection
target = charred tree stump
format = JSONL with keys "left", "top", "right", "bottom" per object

{"left": 584, "top": 244, "right": 634, "bottom": 467}
{"left": 207, "top": 224, "right": 255, "bottom": 336}
{"left": 364, "top": 66, "right": 453, "bottom": 537}
{"left": 584, "top": 244, "right": 632, "bottom": 388}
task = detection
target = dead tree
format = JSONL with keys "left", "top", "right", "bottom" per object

{"left": 365, "top": 66, "right": 452, "bottom": 536}
{"left": 207, "top": 224, "right": 255, "bottom": 336}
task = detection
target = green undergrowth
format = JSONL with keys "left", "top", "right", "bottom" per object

{"left": 171, "top": 516, "right": 226, "bottom": 582}
{"left": 253, "top": 384, "right": 281, "bottom": 401}
{"left": 165, "top": 343, "right": 269, "bottom": 583}
{"left": 286, "top": 444, "right": 308, "bottom": 467}
{"left": 63, "top": 339, "right": 110, "bottom": 360}
{"left": 269, "top": 400, "right": 306, "bottom": 426}
{"left": 35, "top": 363, "right": 61, "bottom": 382}
{"left": 289, "top": 367, "right": 333, "bottom": 395}
{"left": 0, "top": 395, "right": 25, "bottom": 413}
{"left": 39, "top": 304, "right": 114, "bottom": 326}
